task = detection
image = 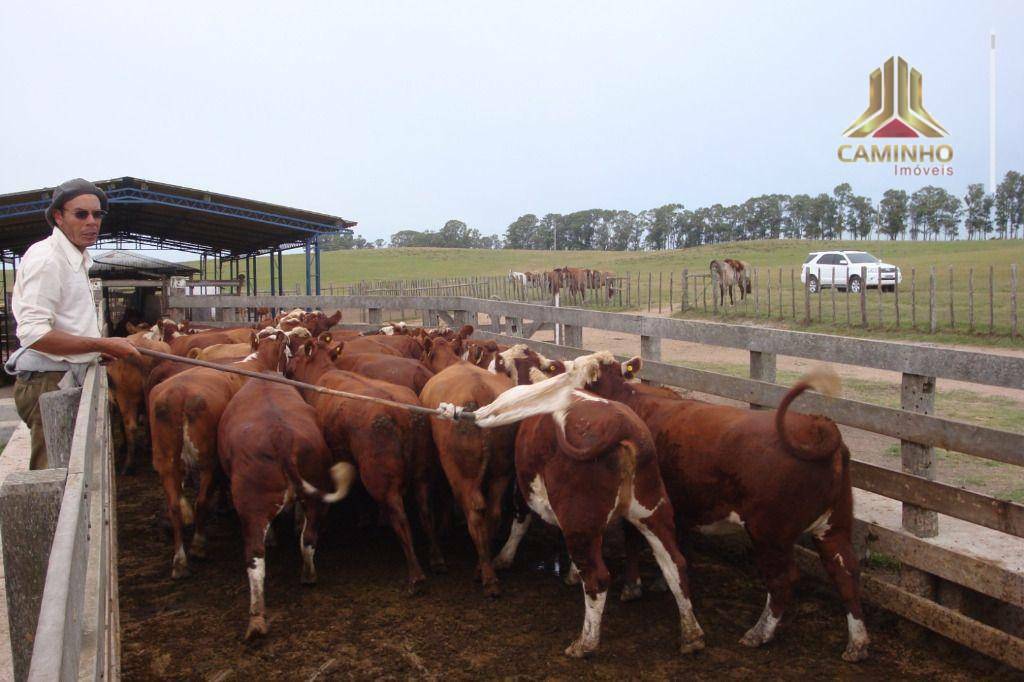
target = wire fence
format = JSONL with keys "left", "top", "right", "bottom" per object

{"left": 314, "top": 264, "right": 1020, "bottom": 339}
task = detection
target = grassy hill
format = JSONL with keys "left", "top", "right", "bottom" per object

{"left": 249, "top": 239, "right": 1024, "bottom": 290}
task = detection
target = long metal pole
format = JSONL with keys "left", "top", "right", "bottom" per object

{"left": 135, "top": 347, "right": 476, "bottom": 421}
{"left": 314, "top": 235, "right": 322, "bottom": 296}
{"left": 990, "top": 31, "right": 997, "bottom": 194}
{"left": 278, "top": 250, "right": 284, "bottom": 295}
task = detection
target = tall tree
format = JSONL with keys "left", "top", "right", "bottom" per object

{"left": 833, "top": 183, "right": 854, "bottom": 240}
{"left": 963, "top": 184, "right": 993, "bottom": 240}
{"left": 848, "top": 195, "right": 875, "bottom": 239}
{"left": 878, "top": 189, "right": 909, "bottom": 240}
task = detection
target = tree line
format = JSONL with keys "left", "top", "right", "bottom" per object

{"left": 321, "top": 171, "right": 1023, "bottom": 251}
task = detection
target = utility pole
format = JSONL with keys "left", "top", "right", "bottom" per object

{"left": 989, "top": 31, "right": 997, "bottom": 194}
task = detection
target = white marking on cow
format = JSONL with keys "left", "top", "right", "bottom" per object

{"left": 742, "top": 594, "right": 781, "bottom": 646}
{"left": 178, "top": 496, "right": 194, "bottom": 525}
{"left": 486, "top": 357, "right": 497, "bottom": 373}
{"left": 846, "top": 613, "right": 869, "bottom": 650}
{"left": 698, "top": 510, "right": 746, "bottom": 535}
{"left": 181, "top": 424, "right": 200, "bottom": 469}
{"left": 248, "top": 556, "right": 266, "bottom": 615}
{"left": 633, "top": 518, "right": 705, "bottom": 648}
{"left": 460, "top": 349, "right": 470, "bottom": 361}
{"left": 300, "top": 517, "right": 316, "bottom": 583}
{"left": 565, "top": 562, "right": 581, "bottom": 585}
{"left": 566, "top": 588, "right": 607, "bottom": 657}
{"left": 627, "top": 493, "right": 662, "bottom": 521}
{"left": 494, "top": 515, "right": 532, "bottom": 569}
{"left": 806, "top": 509, "right": 832, "bottom": 540}
{"left": 835, "top": 552, "right": 845, "bottom": 569}
{"left": 526, "top": 476, "right": 559, "bottom": 527}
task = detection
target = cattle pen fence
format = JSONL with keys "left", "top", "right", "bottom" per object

{"left": 172, "top": 291, "right": 1024, "bottom": 670}
{"left": 0, "top": 301, "right": 118, "bottom": 681}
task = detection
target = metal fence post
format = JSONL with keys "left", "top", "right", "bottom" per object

{"left": 901, "top": 373, "right": 938, "bottom": 538}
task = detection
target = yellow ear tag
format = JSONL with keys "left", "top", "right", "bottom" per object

{"left": 549, "top": 365, "right": 556, "bottom": 371}
{"left": 625, "top": 364, "right": 633, "bottom": 373}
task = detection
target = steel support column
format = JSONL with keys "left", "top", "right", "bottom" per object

{"left": 277, "top": 250, "right": 284, "bottom": 295}
{"left": 304, "top": 240, "right": 312, "bottom": 296}
{"left": 314, "top": 235, "right": 322, "bottom": 296}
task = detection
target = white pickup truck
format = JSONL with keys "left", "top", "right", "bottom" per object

{"left": 801, "top": 250, "right": 902, "bottom": 293}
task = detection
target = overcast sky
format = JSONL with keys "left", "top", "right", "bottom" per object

{"left": 2, "top": 1, "right": 1021, "bottom": 251}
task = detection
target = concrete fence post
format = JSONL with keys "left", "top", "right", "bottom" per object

{"left": 367, "top": 308, "right": 382, "bottom": 326}
{"left": 900, "top": 373, "right": 938, "bottom": 538}
{"left": 748, "top": 351, "right": 777, "bottom": 410}
{"left": 640, "top": 333, "right": 661, "bottom": 386}
{"left": 0, "top": 468, "right": 68, "bottom": 682}
{"left": 39, "top": 388, "right": 82, "bottom": 471}
{"left": 562, "top": 324, "right": 583, "bottom": 349}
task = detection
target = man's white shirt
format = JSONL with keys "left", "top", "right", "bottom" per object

{"left": 12, "top": 227, "right": 100, "bottom": 363}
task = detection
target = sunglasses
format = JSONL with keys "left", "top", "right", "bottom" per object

{"left": 61, "top": 208, "right": 108, "bottom": 220}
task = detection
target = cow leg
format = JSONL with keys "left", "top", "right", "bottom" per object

{"left": 563, "top": 533, "right": 609, "bottom": 658}
{"left": 494, "top": 486, "right": 531, "bottom": 570}
{"left": 620, "top": 521, "right": 644, "bottom": 602}
{"left": 464, "top": 489, "right": 500, "bottom": 597}
{"left": 413, "top": 478, "right": 446, "bottom": 574}
{"left": 158, "top": 469, "right": 190, "bottom": 579}
{"left": 741, "top": 540, "right": 798, "bottom": 648}
{"left": 299, "top": 501, "right": 325, "bottom": 585}
{"left": 243, "top": 520, "right": 270, "bottom": 640}
{"left": 813, "top": 529, "right": 869, "bottom": 661}
{"left": 485, "top": 473, "right": 511, "bottom": 557}
{"left": 189, "top": 466, "right": 218, "bottom": 560}
{"left": 383, "top": 492, "right": 427, "bottom": 594}
{"left": 629, "top": 507, "right": 705, "bottom": 654}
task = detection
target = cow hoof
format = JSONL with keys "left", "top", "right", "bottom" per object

{"left": 564, "top": 639, "right": 596, "bottom": 659}
{"left": 739, "top": 630, "right": 769, "bottom": 648}
{"left": 301, "top": 568, "right": 317, "bottom": 586}
{"left": 842, "top": 642, "right": 869, "bottom": 662}
{"left": 171, "top": 563, "right": 190, "bottom": 580}
{"left": 679, "top": 636, "right": 706, "bottom": 655}
{"left": 620, "top": 582, "right": 643, "bottom": 602}
{"left": 190, "top": 536, "right": 207, "bottom": 560}
{"left": 492, "top": 555, "right": 513, "bottom": 571}
{"left": 407, "top": 578, "right": 427, "bottom": 596}
{"left": 245, "top": 615, "right": 268, "bottom": 641}
{"left": 483, "top": 580, "right": 501, "bottom": 599}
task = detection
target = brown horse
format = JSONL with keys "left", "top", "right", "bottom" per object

{"left": 710, "top": 258, "right": 752, "bottom": 306}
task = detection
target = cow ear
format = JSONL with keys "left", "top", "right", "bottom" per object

{"left": 622, "top": 356, "right": 642, "bottom": 378}
{"left": 330, "top": 344, "right": 342, "bottom": 361}
{"left": 250, "top": 330, "right": 258, "bottom": 351}
{"left": 188, "top": 348, "right": 200, "bottom": 359}
{"left": 318, "top": 332, "right": 332, "bottom": 346}
{"left": 304, "top": 339, "right": 316, "bottom": 357}
{"left": 458, "top": 324, "right": 474, "bottom": 339}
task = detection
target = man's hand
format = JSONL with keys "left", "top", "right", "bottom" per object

{"left": 95, "top": 337, "right": 141, "bottom": 360}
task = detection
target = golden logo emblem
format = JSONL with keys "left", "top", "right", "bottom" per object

{"left": 843, "top": 56, "right": 947, "bottom": 138}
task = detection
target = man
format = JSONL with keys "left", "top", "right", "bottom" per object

{"left": 6, "top": 178, "right": 138, "bottom": 469}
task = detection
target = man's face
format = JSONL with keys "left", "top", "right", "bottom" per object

{"left": 53, "top": 194, "right": 103, "bottom": 250}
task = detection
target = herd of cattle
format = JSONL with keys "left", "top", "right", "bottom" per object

{"left": 105, "top": 308, "right": 869, "bottom": 661}
{"left": 507, "top": 267, "right": 619, "bottom": 302}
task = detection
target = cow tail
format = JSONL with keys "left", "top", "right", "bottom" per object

{"left": 281, "top": 442, "right": 357, "bottom": 505}
{"left": 775, "top": 367, "right": 843, "bottom": 462}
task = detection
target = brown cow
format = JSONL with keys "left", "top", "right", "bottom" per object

{"left": 418, "top": 334, "right": 516, "bottom": 596}
{"left": 169, "top": 326, "right": 257, "bottom": 356}
{"left": 219, "top": 374, "right": 356, "bottom": 639}
{"left": 149, "top": 328, "right": 291, "bottom": 578}
{"left": 106, "top": 331, "right": 171, "bottom": 473}
{"left": 287, "top": 342, "right": 445, "bottom": 591}
{"left": 585, "top": 357, "right": 868, "bottom": 661}
{"left": 332, "top": 349, "right": 435, "bottom": 394}
{"left": 467, "top": 353, "right": 705, "bottom": 657}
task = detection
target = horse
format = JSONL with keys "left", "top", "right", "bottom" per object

{"left": 710, "top": 258, "right": 752, "bottom": 306}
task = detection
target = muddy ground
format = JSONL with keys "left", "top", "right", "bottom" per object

{"left": 119, "top": 468, "right": 1015, "bottom": 680}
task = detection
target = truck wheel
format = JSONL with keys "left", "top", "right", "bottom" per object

{"left": 806, "top": 275, "right": 819, "bottom": 293}
{"left": 848, "top": 275, "right": 862, "bottom": 294}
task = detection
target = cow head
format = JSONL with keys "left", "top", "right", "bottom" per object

{"left": 581, "top": 353, "right": 652, "bottom": 401}
{"left": 286, "top": 339, "right": 337, "bottom": 382}
{"left": 495, "top": 345, "right": 569, "bottom": 385}
{"left": 252, "top": 327, "right": 290, "bottom": 373}
{"left": 285, "top": 326, "right": 312, "bottom": 354}
{"left": 422, "top": 336, "right": 463, "bottom": 373}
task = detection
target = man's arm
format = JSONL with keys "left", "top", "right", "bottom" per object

{"left": 30, "top": 330, "right": 139, "bottom": 360}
